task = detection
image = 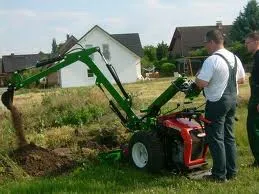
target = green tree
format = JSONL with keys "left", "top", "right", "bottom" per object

{"left": 156, "top": 41, "right": 168, "bottom": 61}
{"left": 143, "top": 45, "right": 157, "bottom": 62}
{"left": 230, "top": 0, "right": 259, "bottom": 42}
{"left": 141, "top": 45, "right": 157, "bottom": 69}
{"left": 51, "top": 38, "right": 58, "bottom": 54}
{"left": 227, "top": 41, "right": 252, "bottom": 64}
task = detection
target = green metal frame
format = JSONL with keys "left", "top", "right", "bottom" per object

{"left": 5, "top": 46, "right": 199, "bottom": 132}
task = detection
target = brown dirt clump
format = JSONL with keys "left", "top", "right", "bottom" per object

{"left": 9, "top": 142, "right": 76, "bottom": 177}
{"left": 9, "top": 105, "right": 28, "bottom": 147}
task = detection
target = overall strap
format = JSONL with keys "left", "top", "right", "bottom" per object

{"left": 213, "top": 53, "right": 237, "bottom": 95}
{"left": 213, "top": 53, "right": 237, "bottom": 73}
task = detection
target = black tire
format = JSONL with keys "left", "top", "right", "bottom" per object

{"left": 129, "top": 131, "right": 164, "bottom": 173}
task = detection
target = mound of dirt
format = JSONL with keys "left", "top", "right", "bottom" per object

{"left": 9, "top": 143, "right": 76, "bottom": 177}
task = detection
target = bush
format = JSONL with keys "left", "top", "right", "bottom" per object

{"left": 189, "top": 48, "right": 208, "bottom": 57}
{"left": 54, "top": 105, "right": 105, "bottom": 126}
{"left": 160, "top": 62, "right": 176, "bottom": 76}
{"left": 22, "top": 87, "right": 109, "bottom": 132}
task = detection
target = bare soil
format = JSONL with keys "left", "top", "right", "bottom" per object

{"left": 9, "top": 142, "right": 76, "bottom": 177}
{"left": 7, "top": 105, "right": 76, "bottom": 177}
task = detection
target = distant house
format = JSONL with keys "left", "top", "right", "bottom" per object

{"left": 2, "top": 53, "right": 41, "bottom": 73}
{"left": 1, "top": 53, "right": 45, "bottom": 87}
{"left": 47, "top": 35, "right": 78, "bottom": 86}
{"left": 2, "top": 26, "right": 143, "bottom": 88}
{"left": 168, "top": 21, "right": 232, "bottom": 75}
{"left": 169, "top": 21, "right": 232, "bottom": 57}
{"left": 59, "top": 25, "right": 143, "bottom": 88}
{"left": 0, "top": 58, "right": 6, "bottom": 87}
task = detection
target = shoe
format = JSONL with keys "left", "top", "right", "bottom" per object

{"left": 226, "top": 174, "right": 237, "bottom": 180}
{"left": 202, "top": 174, "right": 227, "bottom": 183}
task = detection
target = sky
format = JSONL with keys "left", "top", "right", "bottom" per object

{"left": 0, "top": 0, "right": 250, "bottom": 57}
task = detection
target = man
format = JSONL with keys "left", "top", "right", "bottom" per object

{"left": 245, "top": 32, "right": 259, "bottom": 167}
{"left": 195, "top": 30, "right": 245, "bottom": 182}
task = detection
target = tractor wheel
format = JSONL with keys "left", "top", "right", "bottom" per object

{"left": 129, "top": 131, "right": 164, "bottom": 173}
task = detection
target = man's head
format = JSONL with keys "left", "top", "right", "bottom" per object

{"left": 245, "top": 32, "right": 259, "bottom": 54}
{"left": 204, "top": 30, "right": 224, "bottom": 54}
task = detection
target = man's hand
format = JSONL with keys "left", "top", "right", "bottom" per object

{"left": 238, "top": 77, "right": 245, "bottom": 84}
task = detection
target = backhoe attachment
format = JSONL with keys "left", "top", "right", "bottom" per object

{"left": 1, "top": 88, "right": 14, "bottom": 110}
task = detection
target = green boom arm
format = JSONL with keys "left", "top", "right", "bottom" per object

{"left": 2, "top": 47, "right": 141, "bottom": 131}
{"left": 1, "top": 46, "right": 200, "bottom": 132}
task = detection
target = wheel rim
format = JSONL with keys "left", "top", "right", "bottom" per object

{"left": 132, "top": 142, "right": 148, "bottom": 168}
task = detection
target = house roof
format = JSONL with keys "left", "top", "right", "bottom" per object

{"left": 78, "top": 25, "right": 143, "bottom": 57}
{"left": 2, "top": 52, "right": 51, "bottom": 73}
{"left": 2, "top": 53, "right": 41, "bottom": 73}
{"left": 169, "top": 25, "right": 232, "bottom": 51}
{"left": 58, "top": 35, "right": 78, "bottom": 55}
{"left": 111, "top": 33, "right": 144, "bottom": 57}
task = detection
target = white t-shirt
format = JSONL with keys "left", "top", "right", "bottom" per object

{"left": 197, "top": 48, "right": 245, "bottom": 102}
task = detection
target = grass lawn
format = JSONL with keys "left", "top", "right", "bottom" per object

{"left": 0, "top": 77, "right": 258, "bottom": 194}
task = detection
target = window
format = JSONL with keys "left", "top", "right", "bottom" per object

{"left": 87, "top": 69, "right": 94, "bottom": 77}
{"left": 102, "top": 44, "right": 110, "bottom": 60}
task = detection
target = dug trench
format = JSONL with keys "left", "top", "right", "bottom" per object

{"left": 7, "top": 105, "right": 76, "bottom": 177}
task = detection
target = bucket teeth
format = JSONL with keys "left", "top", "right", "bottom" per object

{"left": 1, "top": 90, "right": 14, "bottom": 110}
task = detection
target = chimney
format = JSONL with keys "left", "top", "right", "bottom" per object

{"left": 216, "top": 21, "right": 223, "bottom": 29}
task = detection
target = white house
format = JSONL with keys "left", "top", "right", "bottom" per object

{"left": 60, "top": 25, "right": 143, "bottom": 88}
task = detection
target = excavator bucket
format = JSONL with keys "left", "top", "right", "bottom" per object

{"left": 1, "top": 89, "right": 14, "bottom": 110}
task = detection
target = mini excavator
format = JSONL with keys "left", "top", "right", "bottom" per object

{"left": 1, "top": 46, "right": 209, "bottom": 172}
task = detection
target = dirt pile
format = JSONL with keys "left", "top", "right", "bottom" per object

{"left": 6, "top": 105, "right": 75, "bottom": 177}
{"left": 9, "top": 143, "right": 76, "bottom": 176}
{"left": 9, "top": 105, "right": 28, "bottom": 147}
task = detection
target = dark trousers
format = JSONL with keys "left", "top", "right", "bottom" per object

{"left": 205, "top": 94, "right": 237, "bottom": 179}
{"left": 247, "top": 102, "right": 259, "bottom": 163}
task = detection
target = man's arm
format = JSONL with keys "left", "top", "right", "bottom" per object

{"left": 236, "top": 57, "right": 245, "bottom": 84}
{"left": 195, "top": 77, "right": 209, "bottom": 90}
{"left": 238, "top": 77, "right": 245, "bottom": 84}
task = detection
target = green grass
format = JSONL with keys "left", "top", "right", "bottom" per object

{"left": 0, "top": 152, "right": 258, "bottom": 194}
{"left": 0, "top": 77, "right": 258, "bottom": 193}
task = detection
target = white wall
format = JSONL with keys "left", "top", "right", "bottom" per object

{"left": 136, "top": 59, "right": 142, "bottom": 79}
{"left": 60, "top": 27, "right": 140, "bottom": 88}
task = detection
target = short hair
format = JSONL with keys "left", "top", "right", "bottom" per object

{"left": 246, "top": 31, "right": 259, "bottom": 41}
{"left": 205, "top": 29, "right": 224, "bottom": 44}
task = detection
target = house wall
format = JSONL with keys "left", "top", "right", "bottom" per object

{"left": 60, "top": 27, "right": 140, "bottom": 88}
{"left": 0, "top": 59, "right": 2, "bottom": 74}
{"left": 136, "top": 59, "right": 142, "bottom": 79}
{"left": 47, "top": 71, "right": 60, "bottom": 86}
{"left": 172, "top": 39, "right": 183, "bottom": 57}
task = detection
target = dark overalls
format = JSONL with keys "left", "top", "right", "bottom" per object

{"left": 247, "top": 50, "right": 259, "bottom": 164}
{"left": 205, "top": 53, "right": 237, "bottom": 180}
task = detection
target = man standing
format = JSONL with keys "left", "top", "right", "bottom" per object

{"left": 245, "top": 32, "right": 259, "bottom": 167}
{"left": 195, "top": 30, "right": 245, "bottom": 182}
